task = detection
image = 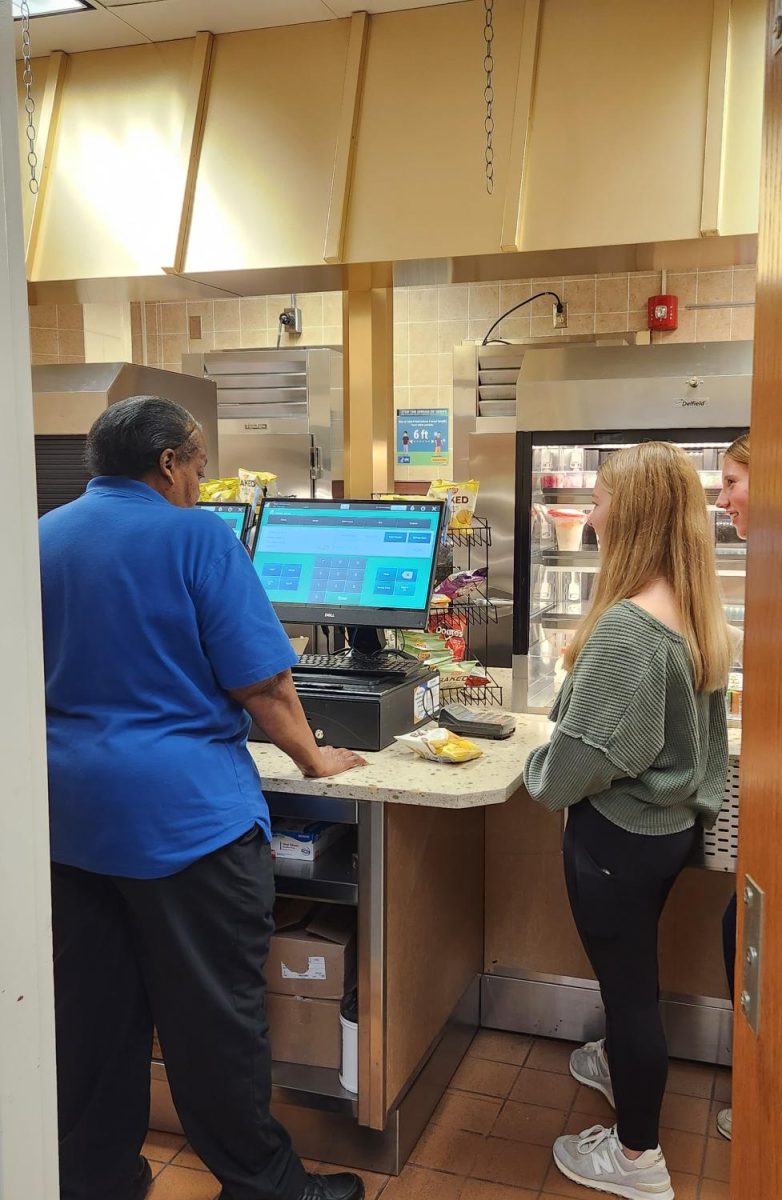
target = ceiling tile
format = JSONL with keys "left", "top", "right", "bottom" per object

{"left": 14, "top": 6, "right": 148, "bottom": 55}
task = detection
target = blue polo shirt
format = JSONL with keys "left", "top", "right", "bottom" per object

{"left": 39, "top": 477, "right": 298, "bottom": 879}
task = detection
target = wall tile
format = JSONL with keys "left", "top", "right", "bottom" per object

{"left": 145, "top": 333, "right": 160, "bottom": 366}
{"left": 29, "top": 303, "right": 57, "bottom": 329}
{"left": 30, "top": 327, "right": 58, "bottom": 356}
{"left": 652, "top": 311, "right": 696, "bottom": 343}
{"left": 409, "top": 354, "right": 438, "bottom": 386}
{"left": 299, "top": 293, "right": 323, "bottom": 328}
{"left": 394, "top": 385, "right": 410, "bottom": 406}
{"left": 58, "top": 329, "right": 85, "bottom": 357}
{"left": 565, "top": 313, "right": 595, "bottom": 335}
{"left": 162, "top": 333, "right": 188, "bottom": 364}
{"left": 240, "top": 297, "right": 267, "bottom": 328}
{"left": 408, "top": 384, "right": 439, "bottom": 405}
{"left": 666, "top": 272, "right": 697, "bottom": 304}
{"left": 562, "top": 277, "right": 596, "bottom": 315}
{"left": 212, "top": 328, "right": 242, "bottom": 350}
{"left": 240, "top": 327, "right": 268, "bottom": 349}
{"left": 161, "top": 302, "right": 186, "bottom": 334}
{"left": 187, "top": 300, "right": 215, "bottom": 333}
{"left": 731, "top": 306, "right": 755, "bottom": 340}
{"left": 732, "top": 267, "right": 757, "bottom": 304}
{"left": 408, "top": 287, "right": 438, "bottom": 322}
{"left": 393, "top": 324, "right": 410, "bottom": 354}
{"left": 189, "top": 330, "right": 215, "bottom": 352}
{"left": 530, "top": 315, "right": 560, "bottom": 338}
{"left": 595, "top": 312, "right": 628, "bottom": 334}
{"left": 409, "top": 323, "right": 439, "bottom": 354}
{"left": 438, "top": 284, "right": 468, "bottom": 320}
{"left": 499, "top": 281, "right": 531, "bottom": 313}
{"left": 596, "top": 275, "right": 629, "bottom": 312}
{"left": 627, "top": 309, "right": 649, "bottom": 332}
{"left": 438, "top": 352, "right": 453, "bottom": 385}
{"left": 696, "top": 308, "right": 732, "bottom": 341}
{"left": 143, "top": 302, "right": 160, "bottom": 335}
{"left": 56, "top": 303, "right": 84, "bottom": 331}
{"left": 323, "top": 292, "right": 343, "bottom": 326}
{"left": 438, "top": 320, "right": 469, "bottom": 353}
{"left": 393, "top": 288, "right": 409, "bottom": 322}
{"left": 322, "top": 324, "right": 342, "bottom": 345}
{"left": 467, "top": 320, "right": 488, "bottom": 341}
{"left": 496, "top": 315, "right": 530, "bottom": 340}
{"left": 394, "top": 355, "right": 410, "bottom": 385}
{"left": 696, "top": 270, "right": 733, "bottom": 304}
{"left": 213, "top": 299, "right": 241, "bottom": 331}
{"left": 469, "top": 283, "right": 500, "bottom": 321}
{"left": 628, "top": 272, "right": 661, "bottom": 311}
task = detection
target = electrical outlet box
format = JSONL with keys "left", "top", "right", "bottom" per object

{"left": 280, "top": 306, "right": 302, "bottom": 335}
{"left": 553, "top": 302, "right": 568, "bottom": 329}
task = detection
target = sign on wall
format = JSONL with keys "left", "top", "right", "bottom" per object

{"left": 396, "top": 408, "right": 449, "bottom": 467}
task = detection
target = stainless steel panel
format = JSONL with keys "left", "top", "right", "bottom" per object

{"left": 516, "top": 341, "right": 753, "bottom": 432}
{"left": 740, "top": 875, "right": 764, "bottom": 1035}
{"left": 452, "top": 342, "right": 480, "bottom": 481}
{"left": 481, "top": 972, "right": 733, "bottom": 1066}
{"left": 691, "top": 758, "right": 741, "bottom": 871}
{"left": 218, "top": 430, "right": 314, "bottom": 495}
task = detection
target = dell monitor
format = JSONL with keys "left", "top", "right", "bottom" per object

{"left": 253, "top": 498, "right": 445, "bottom": 629}
{"left": 196, "top": 502, "right": 252, "bottom": 544}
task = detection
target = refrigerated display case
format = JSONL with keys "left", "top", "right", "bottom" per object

{"left": 519, "top": 435, "right": 747, "bottom": 714}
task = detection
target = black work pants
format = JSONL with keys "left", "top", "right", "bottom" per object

{"left": 563, "top": 800, "right": 696, "bottom": 1151}
{"left": 52, "top": 827, "right": 307, "bottom": 1200}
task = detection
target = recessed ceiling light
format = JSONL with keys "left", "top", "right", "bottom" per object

{"left": 12, "top": 0, "right": 94, "bottom": 17}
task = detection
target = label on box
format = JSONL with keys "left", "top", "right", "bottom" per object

{"left": 281, "top": 956, "right": 327, "bottom": 981}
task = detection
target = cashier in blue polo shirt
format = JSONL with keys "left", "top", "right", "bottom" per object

{"left": 40, "top": 395, "right": 366, "bottom": 1200}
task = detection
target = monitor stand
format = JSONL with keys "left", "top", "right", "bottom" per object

{"left": 347, "top": 625, "right": 384, "bottom": 657}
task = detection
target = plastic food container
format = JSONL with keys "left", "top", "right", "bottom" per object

{"left": 547, "top": 507, "right": 588, "bottom": 551}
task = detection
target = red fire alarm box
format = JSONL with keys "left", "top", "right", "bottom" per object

{"left": 648, "top": 294, "right": 678, "bottom": 331}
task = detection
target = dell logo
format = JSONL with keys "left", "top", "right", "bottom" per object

{"left": 680, "top": 399, "right": 707, "bottom": 408}
{"left": 324, "top": 611, "right": 336, "bottom": 618}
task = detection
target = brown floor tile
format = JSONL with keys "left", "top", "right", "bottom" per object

{"left": 471, "top": 1136, "right": 550, "bottom": 1191}
{"left": 172, "top": 1147, "right": 208, "bottom": 1171}
{"left": 144, "top": 1131, "right": 187, "bottom": 1164}
{"left": 381, "top": 1164, "right": 465, "bottom": 1200}
{"left": 300, "top": 1162, "right": 389, "bottom": 1200}
{"left": 668, "top": 1172, "right": 699, "bottom": 1200}
{"left": 700, "top": 1180, "right": 730, "bottom": 1200}
{"left": 712, "top": 1067, "right": 732, "bottom": 1103}
{"left": 152, "top": 1162, "right": 167, "bottom": 1179}
{"left": 432, "top": 1090, "right": 503, "bottom": 1135}
{"left": 570, "top": 1086, "right": 616, "bottom": 1123}
{"left": 451, "top": 1057, "right": 520, "bottom": 1100}
{"left": 703, "top": 1135, "right": 731, "bottom": 1183}
{"left": 562, "top": 1111, "right": 612, "bottom": 1136}
{"left": 411, "top": 1124, "right": 485, "bottom": 1175}
{"left": 659, "top": 1091, "right": 710, "bottom": 1135}
{"left": 666, "top": 1059, "right": 715, "bottom": 1099}
{"left": 468, "top": 1030, "right": 533, "bottom": 1067}
{"left": 510, "top": 1068, "right": 578, "bottom": 1112}
{"left": 491, "top": 1100, "right": 567, "bottom": 1146}
{"left": 460, "top": 1182, "right": 537, "bottom": 1200}
{"left": 525, "top": 1039, "right": 578, "bottom": 1076}
{"left": 658, "top": 1128, "right": 706, "bottom": 1176}
{"left": 542, "top": 1162, "right": 596, "bottom": 1198}
{"left": 148, "top": 1165, "right": 219, "bottom": 1199}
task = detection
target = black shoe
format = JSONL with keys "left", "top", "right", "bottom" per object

{"left": 131, "top": 1156, "right": 153, "bottom": 1200}
{"left": 298, "top": 1171, "right": 365, "bottom": 1200}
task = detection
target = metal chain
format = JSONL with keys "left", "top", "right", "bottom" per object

{"left": 21, "top": 1, "right": 39, "bottom": 195}
{"left": 483, "top": 0, "right": 494, "bottom": 195}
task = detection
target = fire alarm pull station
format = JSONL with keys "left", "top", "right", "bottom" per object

{"left": 648, "top": 294, "right": 678, "bottom": 331}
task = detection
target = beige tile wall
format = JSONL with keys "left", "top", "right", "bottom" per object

{"left": 28, "top": 303, "right": 85, "bottom": 365}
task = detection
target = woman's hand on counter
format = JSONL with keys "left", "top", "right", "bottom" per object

{"left": 299, "top": 746, "right": 368, "bottom": 778}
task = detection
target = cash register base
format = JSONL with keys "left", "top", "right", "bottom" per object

{"left": 249, "top": 666, "right": 440, "bottom": 752}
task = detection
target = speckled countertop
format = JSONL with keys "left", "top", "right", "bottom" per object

{"left": 248, "top": 667, "right": 741, "bottom": 810}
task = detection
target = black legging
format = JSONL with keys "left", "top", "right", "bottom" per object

{"left": 563, "top": 800, "right": 697, "bottom": 1151}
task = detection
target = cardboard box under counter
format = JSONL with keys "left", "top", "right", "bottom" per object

{"left": 265, "top": 993, "right": 341, "bottom": 1070}
{"left": 268, "top": 900, "right": 356, "bottom": 1000}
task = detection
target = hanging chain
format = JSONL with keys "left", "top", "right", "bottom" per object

{"left": 21, "top": 1, "right": 39, "bottom": 196}
{"left": 483, "top": 0, "right": 494, "bottom": 195}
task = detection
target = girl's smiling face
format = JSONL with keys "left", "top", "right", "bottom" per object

{"left": 716, "top": 455, "right": 749, "bottom": 540}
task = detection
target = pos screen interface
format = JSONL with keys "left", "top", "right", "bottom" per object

{"left": 253, "top": 498, "right": 445, "bottom": 629}
{"left": 196, "top": 502, "right": 251, "bottom": 543}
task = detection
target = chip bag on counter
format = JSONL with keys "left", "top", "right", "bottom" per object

{"left": 426, "top": 480, "right": 480, "bottom": 531}
{"left": 426, "top": 611, "right": 468, "bottom": 662}
{"left": 395, "top": 727, "right": 483, "bottom": 764}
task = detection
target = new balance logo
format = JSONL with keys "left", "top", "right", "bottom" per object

{"left": 591, "top": 1150, "right": 614, "bottom": 1175}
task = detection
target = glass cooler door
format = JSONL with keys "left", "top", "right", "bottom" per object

{"left": 521, "top": 436, "right": 746, "bottom": 718}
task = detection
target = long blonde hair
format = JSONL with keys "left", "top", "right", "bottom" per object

{"left": 725, "top": 432, "right": 750, "bottom": 466}
{"left": 563, "top": 442, "right": 730, "bottom": 692}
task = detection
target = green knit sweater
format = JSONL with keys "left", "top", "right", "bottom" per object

{"left": 523, "top": 600, "right": 729, "bottom": 834}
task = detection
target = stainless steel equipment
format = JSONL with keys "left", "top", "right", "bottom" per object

{"left": 31, "top": 362, "right": 218, "bottom": 516}
{"left": 184, "top": 348, "right": 343, "bottom": 498}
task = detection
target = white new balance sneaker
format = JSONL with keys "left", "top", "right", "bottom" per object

{"left": 569, "top": 1038, "right": 615, "bottom": 1108}
{"left": 716, "top": 1107, "right": 732, "bottom": 1140}
{"left": 552, "top": 1124, "right": 674, "bottom": 1200}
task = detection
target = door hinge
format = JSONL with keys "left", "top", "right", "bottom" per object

{"left": 740, "top": 873, "right": 764, "bottom": 1035}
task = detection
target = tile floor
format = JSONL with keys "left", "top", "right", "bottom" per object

{"left": 141, "top": 1031, "right": 732, "bottom": 1199}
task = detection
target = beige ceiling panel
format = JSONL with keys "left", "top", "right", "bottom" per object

{"left": 324, "top": 0, "right": 467, "bottom": 13}
{"left": 31, "top": 39, "right": 195, "bottom": 280}
{"left": 344, "top": 0, "right": 525, "bottom": 263}
{"left": 13, "top": 7, "right": 147, "bottom": 56}
{"left": 520, "top": 0, "right": 714, "bottom": 251}
{"left": 185, "top": 20, "right": 350, "bottom": 272}
{"left": 101, "top": 0, "right": 336, "bottom": 38}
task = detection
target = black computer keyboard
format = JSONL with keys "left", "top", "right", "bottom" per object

{"left": 295, "top": 652, "right": 416, "bottom": 678}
